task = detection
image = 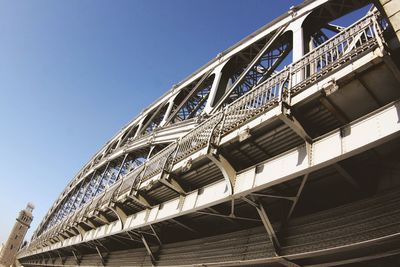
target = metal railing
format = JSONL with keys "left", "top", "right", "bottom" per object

{"left": 31, "top": 13, "right": 385, "bottom": 249}
{"left": 222, "top": 70, "right": 289, "bottom": 135}
{"left": 291, "top": 15, "right": 379, "bottom": 94}
{"left": 174, "top": 112, "right": 224, "bottom": 162}
{"left": 117, "top": 164, "right": 145, "bottom": 196}
{"left": 141, "top": 143, "right": 178, "bottom": 181}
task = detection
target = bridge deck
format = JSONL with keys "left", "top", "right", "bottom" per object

{"left": 21, "top": 184, "right": 400, "bottom": 266}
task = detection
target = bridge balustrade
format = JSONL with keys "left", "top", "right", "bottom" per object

{"left": 141, "top": 143, "right": 178, "bottom": 182}
{"left": 291, "top": 14, "right": 381, "bottom": 94}
{"left": 174, "top": 112, "right": 224, "bottom": 162}
{"left": 117, "top": 164, "right": 145, "bottom": 196}
{"left": 221, "top": 70, "right": 289, "bottom": 135}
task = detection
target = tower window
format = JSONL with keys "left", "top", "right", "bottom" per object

{"left": 15, "top": 235, "right": 18, "bottom": 239}
{"left": 10, "top": 245, "right": 13, "bottom": 250}
{"left": 19, "top": 225, "right": 22, "bottom": 230}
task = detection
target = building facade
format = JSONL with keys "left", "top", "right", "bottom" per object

{"left": 0, "top": 204, "right": 34, "bottom": 267}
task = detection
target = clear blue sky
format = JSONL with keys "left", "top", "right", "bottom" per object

{"left": 0, "top": 0, "right": 342, "bottom": 244}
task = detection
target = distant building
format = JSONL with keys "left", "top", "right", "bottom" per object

{"left": 0, "top": 204, "right": 34, "bottom": 267}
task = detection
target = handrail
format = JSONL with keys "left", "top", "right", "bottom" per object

{"left": 141, "top": 143, "right": 178, "bottom": 182}
{"left": 174, "top": 112, "right": 224, "bottom": 163}
{"left": 291, "top": 14, "right": 378, "bottom": 94}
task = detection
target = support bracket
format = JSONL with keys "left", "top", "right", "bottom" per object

{"left": 159, "top": 174, "right": 187, "bottom": 195}
{"left": 279, "top": 102, "right": 313, "bottom": 166}
{"left": 74, "top": 223, "right": 87, "bottom": 236}
{"left": 93, "top": 212, "right": 110, "bottom": 225}
{"left": 72, "top": 250, "right": 81, "bottom": 266}
{"left": 82, "top": 218, "right": 97, "bottom": 229}
{"left": 141, "top": 234, "right": 157, "bottom": 264}
{"left": 108, "top": 203, "right": 129, "bottom": 228}
{"left": 278, "top": 103, "right": 312, "bottom": 144}
{"left": 95, "top": 245, "right": 107, "bottom": 266}
{"left": 206, "top": 148, "right": 236, "bottom": 195}
{"left": 57, "top": 250, "right": 67, "bottom": 265}
{"left": 286, "top": 174, "right": 309, "bottom": 222}
{"left": 242, "top": 197, "right": 281, "bottom": 255}
{"left": 126, "top": 192, "right": 152, "bottom": 208}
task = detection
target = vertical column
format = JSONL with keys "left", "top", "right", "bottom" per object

{"left": 287, "top": 12, "right": 309, "bottom": 87}
{"left": 160, "top": 96, "right": 176, "bottom": 127}
{"left": 291, "top": 22, "right": 304, "bottom": 62}
{"left": 203, "top": 63, "right": 226, "bottom": 114}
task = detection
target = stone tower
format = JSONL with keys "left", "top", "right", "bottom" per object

{"left": 0, "top": 203, "right": 34, "bottom": 267}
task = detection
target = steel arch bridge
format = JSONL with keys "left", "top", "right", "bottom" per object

{"left": 18, "top": 0, "right": 400, "bottom": 266}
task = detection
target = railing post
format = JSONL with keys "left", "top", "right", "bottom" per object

{"left": 128, "top": 165, "right": 147, "bottom": 196}
{"left": 206, "top": 112, "right": 225, "bottom": 151}
{"left": 371, "top": 13, "right": 386, "bottom": 51}
{"left": 218, "top": 111, "right": 227, "bottom": 142}
{"left": 279, "top": 69, "right": 290, "bottom": 104}
{"left": 167, "top": 142, "right": 179, "bottom": 170}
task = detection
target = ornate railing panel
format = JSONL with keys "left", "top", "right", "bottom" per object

{"left": 174, "top": 112, "right": 224, "bottom": 162}
{"left": 141, "top": 143, "right": 178, "bottom": 182}
{"left": 291, "top": 15, "right": 378, "bottom": 94}
{"left": 221, "top": 70, "right": 289, "bottom": 135}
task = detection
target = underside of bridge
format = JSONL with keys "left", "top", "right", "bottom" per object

{"left": 17, "top": 0, "right": 400, "bottom": 266}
